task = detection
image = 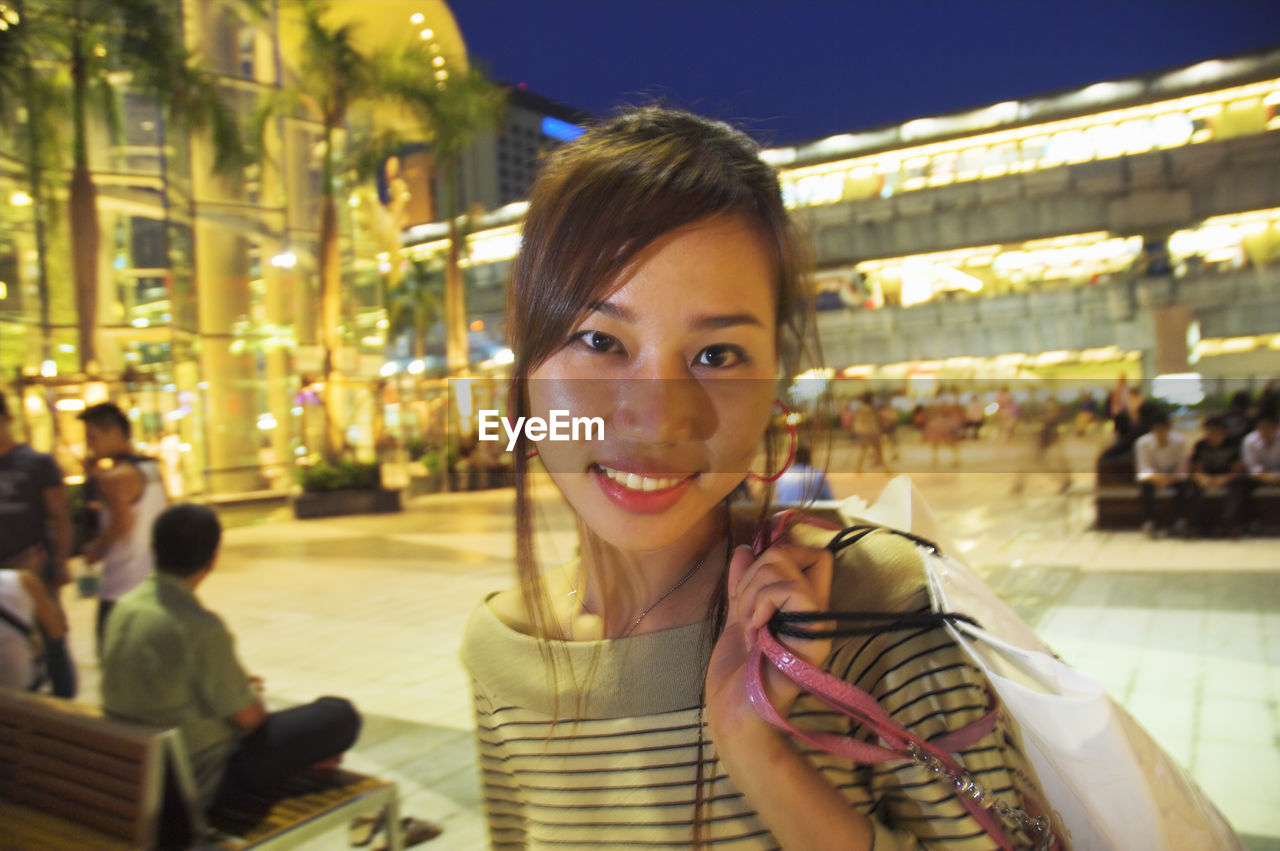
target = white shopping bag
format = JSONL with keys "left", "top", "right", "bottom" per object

{"left": 839, "top": 476, "right": 1243, "bottom": 851}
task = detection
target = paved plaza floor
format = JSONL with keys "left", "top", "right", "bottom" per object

{"left": 59, "top": 433, "right": 1279, "bottom": 849}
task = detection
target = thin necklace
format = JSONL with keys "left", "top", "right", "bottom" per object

{"left": 571, "top": 539, "right": 718, "bottom": 638}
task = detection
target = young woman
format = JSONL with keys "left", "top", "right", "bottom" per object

{"left": 461, "top": 108, "right": 1051, "bottom": 849}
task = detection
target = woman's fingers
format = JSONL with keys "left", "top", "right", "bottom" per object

{"left": 731, "top": 544, "right": 833, "bottom": 635}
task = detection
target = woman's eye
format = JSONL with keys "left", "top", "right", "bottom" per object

{"left": 572, "top": 330, "right": 621, "bottom": 353}
{"left": 695, "top": 344, "right": 746, "bottom": 369}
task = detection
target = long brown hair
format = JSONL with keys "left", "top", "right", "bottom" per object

{"left": 505, "top": 105, "right": 823, "bottom": 847}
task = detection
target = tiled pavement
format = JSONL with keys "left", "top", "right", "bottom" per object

{"left": 59, "top": 434, "right": 1280, "bottom": 849}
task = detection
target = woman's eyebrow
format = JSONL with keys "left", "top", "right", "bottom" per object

{"left": 689, "top": 312, "right": 767, "bottom": 331}
{"left": 585, "top": 301, "right": 635, "bottom": 322}
{"left": 584, "top": 302, "right": 766, "bottom": 331}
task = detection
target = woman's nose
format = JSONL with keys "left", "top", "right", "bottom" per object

{"left": 611, "top": 366, "right": 709, "bottom": 445}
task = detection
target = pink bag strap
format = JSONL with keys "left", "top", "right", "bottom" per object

{"left": 747, "top": 626, "right": 1019, "bottom": 850}
{"left": 742, "top": 520, "right": 1055, "bottom": 848}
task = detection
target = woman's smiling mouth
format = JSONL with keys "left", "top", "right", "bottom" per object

{"left": 593, "top": 463, "right": 694, "bottom": 493}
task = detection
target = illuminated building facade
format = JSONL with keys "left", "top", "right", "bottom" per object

{"left": 0, "top": 1, "right": 470, "bottom": 497}
{"left": 459, "top": 87, "right": 590, "bottom": 210}
{"left": 413, "top": 47, "right": 1280, "bottom": 398}
{"left": 778, "top": 48, "right": 1280, "bottom": 390}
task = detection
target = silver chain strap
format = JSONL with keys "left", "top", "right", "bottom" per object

{"left": 908, "top": 743, "right": 1053, "bottom": 850}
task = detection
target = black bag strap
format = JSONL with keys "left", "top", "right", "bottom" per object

{"left": 769, "top": 523, "right": 978, "bottom": 640}
{"left": 826, "top": 523, "right": 943, "bottom": 557}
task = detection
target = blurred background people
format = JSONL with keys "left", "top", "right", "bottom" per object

{"left": 851, "top": 392, "right": 889, "bottom": 474}
{"left": 0, "top": 390, "right": 77, "bottom": 696}
{"left": 774, "top": 445, "right": 833, "bottom": 505}
{"left": 1240, "top": 402, "right": 1280, "bottom": 532}
{"left": 1074, "top": 391, "right": 1099, "bottom": 436}
{"left": 78, "top": 402, "right": 168, "bottom": 653}
{"left": 1189, "top": 415, "right": 1246, "bottom": 538}
{"left": 0, "top": 564, "right": 66, "bottom": 691}
{"left": 962, "top": 393, "right": 986, "bottom": 440}
{"left": 1134, "top": 408, "right": 1191, "bottom": 538}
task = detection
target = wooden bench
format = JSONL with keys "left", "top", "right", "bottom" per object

{"left": 1093, "top": 452, "right": 1280, "bottom": 531}
{"left": 0, "top": 688, "right": 403, "bottom": 850}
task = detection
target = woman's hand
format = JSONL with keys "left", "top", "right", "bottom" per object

{"left": 704, "top": 540, "right": 875, "bottom": 850}
{"left": 705, "top": 541, "right": 834, "bottom": 742}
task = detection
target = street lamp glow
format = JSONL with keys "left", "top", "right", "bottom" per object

{"left": 379, "top": 361, "right": 398, "bottom": 377}
{"left": 407, "top": 359, "right": 425, "bottom": 375}
{"left": 270, "top": 251, "right": 297, "bottom": 269}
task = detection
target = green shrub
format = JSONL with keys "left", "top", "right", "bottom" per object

{"left": 298, "top": 460, "right": 381, "bottom": 492}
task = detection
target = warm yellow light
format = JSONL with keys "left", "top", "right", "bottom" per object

{"left": 9, "top": 191, "right": 32, "bottom": 206}
{"left": 93, "top": 44, "right": 106, "bottom": 58}
{"left": 419, "top": 27, "right": 434, "bottom": 40}
{"left": 778, "top": 76, "right": 1280, "bottom": 210}
{"left": 432, "top": 55, "right": 445, "bottom": 67}
{"left": 0, "top": 281, "right": 6, "bottom": 299}
{"left": 84, "top": 381, "right": 109, "bottom": 404}
{"left": 54, "top": 399, "right": 86, "bottom": 412}
{"left": 434, "top": 69, "right": 448, "bottom": 81}
{"left": 410, "top": 12, "right": 424, "bottom": 23}
{"left": 1219, "top": 337, "right": 1257, "bottom": 353}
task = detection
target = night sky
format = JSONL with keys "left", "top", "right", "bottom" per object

{"left": 450, "top": 1, "right": 1280, "bottom": 146}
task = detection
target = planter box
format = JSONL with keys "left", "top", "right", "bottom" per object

{"left": 408, "top": 472, "right": 444, "bottom": 496}
{"left": 291, "top": 488, "right": 403, "bottom": 519}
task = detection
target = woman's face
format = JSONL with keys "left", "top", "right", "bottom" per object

{"left": 527, "top": 215, "right": 779, "bottom": 554}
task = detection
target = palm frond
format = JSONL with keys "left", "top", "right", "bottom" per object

{"left": 374, "top": 43, "right": 505, "bottom": 164}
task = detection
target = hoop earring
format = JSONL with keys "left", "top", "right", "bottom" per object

{"left": 747, "top": 398, "right": 797, "bottom": 484}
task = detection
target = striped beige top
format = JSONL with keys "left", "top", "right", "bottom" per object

{"left": 462, "top": 530, "right": 1048, "bottom": 849}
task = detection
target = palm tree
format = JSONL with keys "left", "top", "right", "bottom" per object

{"left": 386, "top": 255, "right": 444, "bottom": 365}
{"left": 0, "top": 1, "right": 62, "bottom": 368}
{"left": 4, "top": 0, "right": 248, "bottom": 375}
{"left": 262, "top": 0, "right": 501, "bottom": 458}
{"left": 258, "top": 0, "right": 382, "bottom": 461}
{"left": 378, "top": 47, "right": 504, "bottom": 376}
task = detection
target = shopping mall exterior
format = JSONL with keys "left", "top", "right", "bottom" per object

{"left": 2, "top": 6, "right": 1278, "bottom": 498}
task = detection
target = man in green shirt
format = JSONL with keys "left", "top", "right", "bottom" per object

{"left": 101, "top": 503, "right": 360, "bottom": 810}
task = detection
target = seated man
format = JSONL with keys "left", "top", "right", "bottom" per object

{"left": 0, "top": 563, "right": 66, "bottom": 690}
{"left": 101, "top": 503, "right": 360, "bottom": 811}
{"left": 774, "top": 444, "right": 834, "bottom": 505}
{"left": 1188, "top": 415, "right": 1246, "bottom": 537}
{"left": 1241, "top": 404, "right": 1280, "bottom": 531}
{"left": 1133, "top": 409, "right": 1190, "bottom": 537}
